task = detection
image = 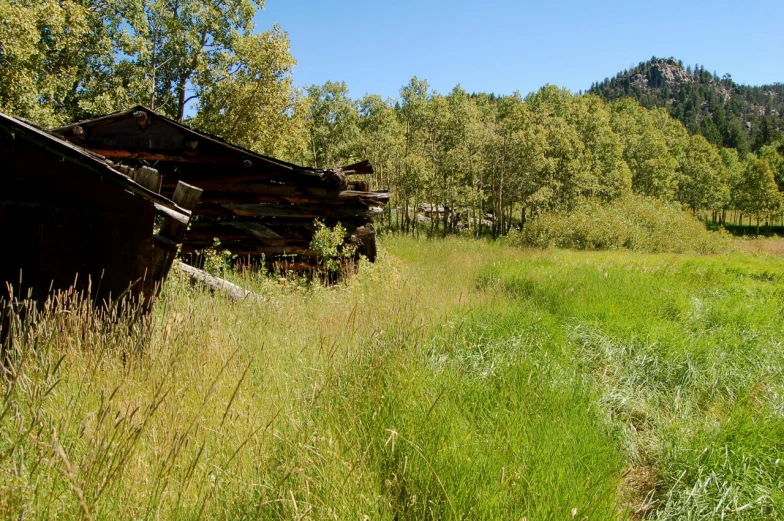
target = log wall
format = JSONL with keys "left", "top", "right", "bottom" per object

{"left": 54, "top": 106, "right": 389, "bottom": 270}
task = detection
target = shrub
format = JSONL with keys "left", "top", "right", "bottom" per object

{"left": 510, "top": 195, "right": 732, "bottom": 254}
{"left": 309, "top": 219, "right": 358, "bottom": 278}
{"left": 201, "top": 238, "right": 236, "bottom": 276}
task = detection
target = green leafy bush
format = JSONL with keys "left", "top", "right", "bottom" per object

{"left": 201, "top": 238, "right": 236, "bottom": 277}
{"left": 510, "top": 194, "right": 732, "bottom": 254}
{"left": 309, "top": 219, "right": 358, "bottom": 277}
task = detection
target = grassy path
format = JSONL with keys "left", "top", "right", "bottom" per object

{"left": 475, "top": 247, "right": 784, "bottom": 519}
{"left": 1, "top": 237, "right": 783, "bottom": 519}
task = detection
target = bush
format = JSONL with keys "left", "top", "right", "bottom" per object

{"left": 510, "top": 195, "right": 732, "bottom": 254}
{"left": 201, "top": 238, "right": 236, "bottom": 277}
{"left": 309, "top": 219, "right": 358, "bottom": 279}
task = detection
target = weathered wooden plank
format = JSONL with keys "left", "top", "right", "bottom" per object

{"left": 134, "top": 166, "right": 162, "bottom": 193}
{"left": 173, "top": 188, "right": 390, "bottom": 207}
{"left": 157, "top": 170, "right": 327, "bottom": 186}
{"left": 175, "top": 262, "right": 261, "bottom": 301}
{"left": 192, "top": 203, "right": 382, "bottom": 219}
{"left": 339, "top": 160, "right": 374, "bottom": 176}
{"left": 186, "top": 222, "right": 287, "bottom": 240}
{"left": 228, "top": 221, "right": 284, "bottom": 240}
{"left": 320, "top": 170, "right": 348, "bottom": 189}
{"left": 153, "top": 203, "right": 190, "bottom": 225}
{"left": 159, "top": 178, "right": 334, "bottom": 194}
{"left": 159, "top": 178, "right": 390, "bottom": 202}
{"left": 185, "top": 223, "right": 308, "bottom": 243}
{"left": 151, "top": 181, "right": 202, "bottom": 289}
{"left": 184, "top": 236, "right": 311, "bottom": 249}
{"left": 87, "top": 148, "right": 252, "bottom": 165}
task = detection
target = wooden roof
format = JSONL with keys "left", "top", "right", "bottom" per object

{"left": 1, "top": 112, "right": 191, "bottom": 224}
{"left": 51, "top": 105, "right": 375, "bottom": 184}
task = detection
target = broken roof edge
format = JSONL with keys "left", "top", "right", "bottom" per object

{"left": 0, "top": 111, "right": 191, "bottom": 221}
{"left": 52, "top": 105, "right": 307, "bottom": 173}
{"left": 52, "top": 105, "right": 376, "bottom": 178}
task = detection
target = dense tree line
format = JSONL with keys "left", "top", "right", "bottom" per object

{"left": 285, "top": 81, "right": 784, "bottom": 235}
{"left": 2, "top": 3, "right": 783, "bottom": 236}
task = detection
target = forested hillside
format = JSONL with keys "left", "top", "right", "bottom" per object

{"left": 589, "top": 57, "right": 784, "bottom": 155}
{"left": 2, "top": 0, "right": 784, "bottom": 237}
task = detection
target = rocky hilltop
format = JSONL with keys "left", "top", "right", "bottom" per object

{"left": 627, "top": 58, "right": 692, "bottom": 91}
{"left": 589, "top": 57, "right": 783, "bottom": 153}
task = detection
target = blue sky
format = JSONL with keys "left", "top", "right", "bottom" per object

{"left": 255, "top": 0, "right": 783, "bottom": 101}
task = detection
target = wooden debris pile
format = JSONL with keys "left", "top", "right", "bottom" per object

{"left": 53, "top": 106, "right": 390, "bottom": 270}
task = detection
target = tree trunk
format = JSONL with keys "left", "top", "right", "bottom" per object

{"left": 479, "top": 168, "right": 484, "bottom": 238}
{"left": 176, "top": 69, "right": 193, "bottom": 122}
{"left": 430, "top": 202, "right": 436, "bottom": 237}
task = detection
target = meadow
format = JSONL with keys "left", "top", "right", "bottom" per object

{"left": 1, "top": 236, "right": 783, "bottom": 520}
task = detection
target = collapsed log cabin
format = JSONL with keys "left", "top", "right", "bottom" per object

{"left": 0, "top": 112, "right": 199, "bottom": 305}
{"left": 52, "top": 106, "right": 390, "bottom": 270}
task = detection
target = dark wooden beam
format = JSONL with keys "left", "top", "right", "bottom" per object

{"left": 339, "top": 160, "right": 374, "bottom": 175}
{"left": 168, "top": 185, "right": 390, "bottom": 207}
{"left": 88, "top": 148, "right": 255, "bottom": 166}
{"left": 151, "top": 181, "right": 202, "bottom": 290}
{"left": 194, "top": 202, "right": 383, "bottom": 219}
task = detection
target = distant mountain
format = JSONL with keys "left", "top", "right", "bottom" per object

{"left": 588, "top": 57, "right": 784, "bottom": 154}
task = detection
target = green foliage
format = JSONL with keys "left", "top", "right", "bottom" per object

{"left": 0, "top": 0, "right": 295, "bottom": 133}
{"left": 677, "top": 134, "right": 730, "bottom": 211}
{"left": 732, "top": 155, "right": 783, "bottom": 226}
{"left": 338, "top": 81, "right": 779, "bottom": 242}
{"left": 759, "top": 142, "right": 784, "bottom": 190}
{"left": 201, "top": 238, "right": 236, "bottom": 277}
{"left": 610, "top": 99, "right": 683, "bottom": 200}
{"left": 0, "top": 0, "right": 130, "bottom": 125}
{"left": 511, "top": 194, "right": 731, "bottom": 253}
{"left": 190, "top": 26, "right": 296, "bottom": 156}
{"left": 123, "top": 0, "right": 266, "bottom": 121}
{"left": 309, "top": 219, "right": 357, "bottom": 275}
{"left": 299, "top": 81, "right": 360, "bottom": 168}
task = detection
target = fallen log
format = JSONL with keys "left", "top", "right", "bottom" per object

{"left": 175, "top": 261, "right": 261, "bottom": 301}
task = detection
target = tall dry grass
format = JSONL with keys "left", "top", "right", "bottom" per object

{"left": 2, "top": 237, "right": 782, "bottom": 519}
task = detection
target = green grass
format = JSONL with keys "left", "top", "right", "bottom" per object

{"left": 1, "top": 237, "right": 783, "bottom": 519}
{"left": 478, "top": 249, "right": 784, "bottom": 519}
